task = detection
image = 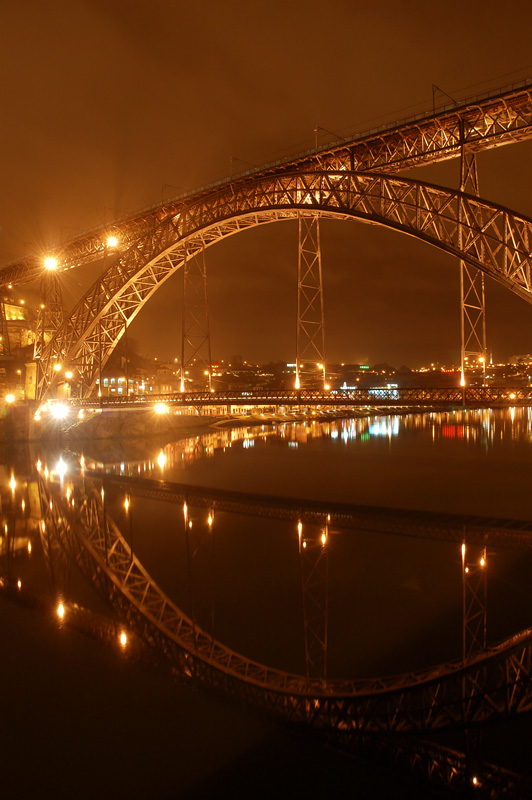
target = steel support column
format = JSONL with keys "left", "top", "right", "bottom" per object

{"left": 461, "top": 539, "right": 487, "bottom": 662}
{"left": 459, "top": 124, "right": 487, "bottom": 387}
{"left": 35, "top": 271, "right": 64, "bottom": 397}
{"left": 180, "top": 244, "right": 212, "bottom": 392}
{"left": 296, "top": 213, "right": 326, "bottom": 390}
{"left": 298, "top": 519, "right": 329, "bottom": 680}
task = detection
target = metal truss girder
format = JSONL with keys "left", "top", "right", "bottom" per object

{"left": 336, "top": 732, "right": 532, "bottom": 798}
{"left": 37, "top": 472, "right": 532, "bottom": 737}
{"left": 90, "top": 471, "right": 532, "bottom": 551}
{"left": 3, "top": 81, "right": 532, "bottom": 289}
{"left": 37, "top": 171, "right": 532, "bottom": 398}
{"left": 62, "top": 385, "right": 532, "bottom": 410}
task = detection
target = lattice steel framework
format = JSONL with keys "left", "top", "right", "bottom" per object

{"left": 462, "top": 540, "right": 488, "bottom": 662}
{"left": 34, "top": 170, "right": 532, "bottom": 398}
{"left": 34, "top": 271, "right": 65, "bottom": 392}
{"left": 180, "top": 244, "right": 212, "bottom": 392}
{"left": 3, "top": 80, "right": 532, "bottom": 289}
{"left": 459, "top": 125, "right": 487, "bottom": 387}
{"left": 298, "top": 520, "right": 329, "bottom": 680}
{"left": 296, "top": 213, "right": 326, "bottom": 389}
{"left": 62, "top": 384, "right": 532, "bottom": 409}
{"left": 38, "top": 470, "right": 532, "bottom": 738}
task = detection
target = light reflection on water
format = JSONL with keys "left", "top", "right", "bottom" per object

{"left": 3, "top": 408, "right": 532, "bottom": 680}
{"left": 82, "top": 407, "right": 532, "bottom": 519}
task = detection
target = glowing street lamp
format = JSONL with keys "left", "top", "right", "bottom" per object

{"left": 44, "top": 257, "right": 58, "bottom": 271}
{"left": 107, "top": 235, "right": 119, "bottom": 248}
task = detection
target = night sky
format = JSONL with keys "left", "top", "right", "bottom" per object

{"left": 2, "top": 0, "right": 532, "bottom": 367}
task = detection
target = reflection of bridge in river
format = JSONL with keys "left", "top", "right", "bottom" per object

{"left": 36, "top": 466, "right": 532, "bottom": 797}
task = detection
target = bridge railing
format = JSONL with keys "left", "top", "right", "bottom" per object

{"left": 49, "top": 385, "right": 532, "bottom": 409}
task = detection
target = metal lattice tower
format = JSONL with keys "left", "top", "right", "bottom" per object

{"left": 180, "top": 244, "right": 212, "bottom": 392}
{"left": 35, "top": 270, "right": 65, "bottom": 396}
{"left": 298, "top": 519, "right": 329, "bottom": 680}
{"left": 461, "top": 540, "right": 487, "bottom": 662}
{"left": 296, "top": 213, "right": 326, "bottom": 390}
{"left": 459, "top": 124, "right": 487, "bottom": 387}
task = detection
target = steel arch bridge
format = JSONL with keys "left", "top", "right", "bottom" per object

{"left": 3, "top": 79, "right": 532, "bottom": 398}
{"left": 37, "top": 171, "right": 532, "bottom": 398}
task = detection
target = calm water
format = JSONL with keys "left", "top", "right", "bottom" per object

{"left": 8, "top": 407, "right": 532, "bottom": 682}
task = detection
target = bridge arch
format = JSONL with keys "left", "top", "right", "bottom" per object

{"left": 39, "top": 471, "right": 532, "bottom": 736}
{"left": 41, "top": 170, "right": 532, "bottom": 397}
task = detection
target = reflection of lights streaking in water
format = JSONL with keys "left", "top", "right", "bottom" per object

{"left": 56, "top": 458, "right": 67, "bottom": 481}
{"left": 157, "top": 450, "right": 166, "bottom": 469}
{"left": 10, "top": 474, "right": 16, "bottom": 493}
{"left": 207, "top": 513, "right": 213, "bottom": 528}
{"left": 27, "top": 542, "right": 32, "bottom": 554}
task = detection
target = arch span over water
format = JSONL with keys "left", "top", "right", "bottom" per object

{"left": 41, "top": 170, "right": 532, "bottom": 397}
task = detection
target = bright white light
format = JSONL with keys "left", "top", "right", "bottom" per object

{"left": 44, "top": 257, "right": 57, "bottom": 270}
{"left": 5, "top": 394, "right": 15, "bottom": 404}
{"left": 107, "top": 235, "right": 119, "bottom": 248}
{"left": 154, "top": 403, "right": 169, "bottom": 414}
{"left": 65, "top": 371, "right": 73, "bottom": 379}
{"left": 50, "top": 403, "right": 68, "bottom": 419}
{"left": 53, "top": 363, "right": 62, "bottom": 372}
{"left": 157, "top": 450, "right": 166, "bottom": 468}
{"left": 119, "top": 631, "right": 127, "bottom": 647}
{"left": 55, "top": 458, "right": 67, "bottom": 480}
{"left": 57, "top": 602, "right": 65, "bottom": 619}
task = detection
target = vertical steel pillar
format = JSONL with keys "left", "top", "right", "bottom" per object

{"left": 183, "top": 502, "right": 216, "bottom": 641}
{"left": 459, "top": 122, "right": 487, "bottom": 387}
{"left": 34, "top": 271, "right": 64, "bottom": 397}
{"left": 461, "top": 539, "right": 487, "bottom": 662}
{"left": 296, "top": 213, "right": 326, "bottom": 390}
{"left": 180, "top": 243, "right": 212, "bottom": 392}
{"left": 298, "top": 519, "right": 329, "bottom": 681}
